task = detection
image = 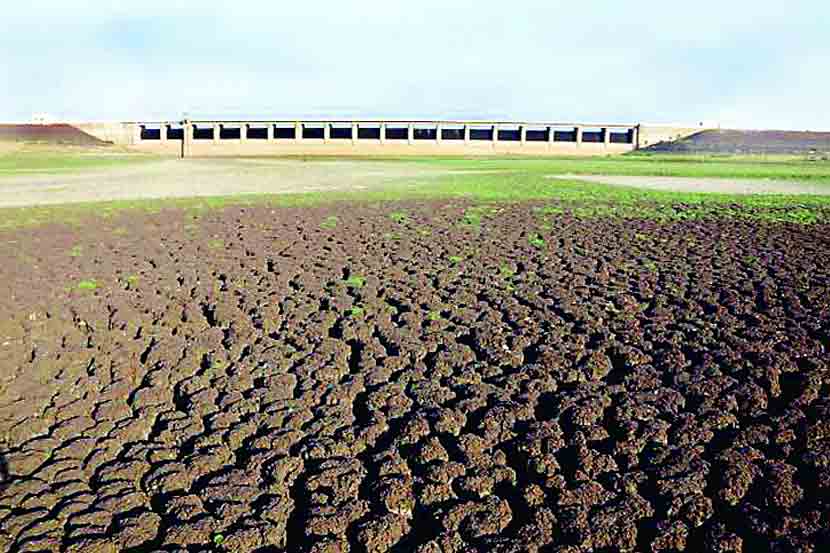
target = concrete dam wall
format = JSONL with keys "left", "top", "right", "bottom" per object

{"left": 5, "top": 120, "right": 705, "bottom": 157}
{"left": 110, "top": 119, "right": 643, "bottom": 157}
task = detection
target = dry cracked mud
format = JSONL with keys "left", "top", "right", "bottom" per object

{"left": 0, "top": 200, "right": 829, "bottom": 552}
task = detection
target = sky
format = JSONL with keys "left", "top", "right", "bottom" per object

{"left": 1, "top": 1, "right": 828, "bottom": 130}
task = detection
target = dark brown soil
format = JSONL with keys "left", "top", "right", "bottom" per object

{"left": 0, "top": 201, "right": 828, "bottom": 552}
{"left": 644, "top": 129, "right": 830, "bottom": 155}
{"left": 0, "top": 125, "right": 109, "bottom": 145}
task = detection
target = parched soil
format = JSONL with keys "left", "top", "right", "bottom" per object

{"left": 1, "top": 201, "right": 829, "bottom": 552}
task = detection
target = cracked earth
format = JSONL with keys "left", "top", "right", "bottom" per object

{"left": 0, "top": 201, "right": 829, "bottom": 552}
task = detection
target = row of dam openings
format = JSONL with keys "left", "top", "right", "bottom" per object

{"left": 140, "top": 124, "right": 637, "bottom": 144}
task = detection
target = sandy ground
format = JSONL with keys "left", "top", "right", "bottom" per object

{"left": 550, "top": 174, "right": 830, "bottom": 195}
{"left": 0, "top": 158, "right": 447, "bottom": 208}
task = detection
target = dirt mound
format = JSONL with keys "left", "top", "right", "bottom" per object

{"left": 644, "top": 129, "right": 830, "bottom": 155}
{"left": 0, "top": 202, "right": 828, "bottom": 552}
{"left": 0, "top": 124, "right": 109, "bottom": 145}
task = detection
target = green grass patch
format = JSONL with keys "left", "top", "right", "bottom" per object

{"left": 528, "top": 234, "right": 546, "bottom": 249}
{"left": 534, "top": 206, "right": 566, "bottom": 215}
{"left": 77, "top": 279, "right": 98, "bottom": 291}
{"left": 394, "top": 154, "right": 830, "bottom": 183}
{"left": 500, "top": 264, "right": 516, "bottom": 279}
{"left": 389, "top": 211, "right": 409, "bottom": 224}
{"left": 460, "top": 205, "right": 501, "bottom": 227}
{"left": 344, "top": 275, "right": 366, "bottom": 288}
{"left": 1, "top": 155, "right": 830, "bottom": 229}
{"left": 0, "top": 148, "right": 152, "bottom": 177}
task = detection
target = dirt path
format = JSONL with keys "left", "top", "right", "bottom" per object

{"left": 0, "top": 158, "right": 447, "bottom": 208}
{"left": 550, "top": 173, "right": 830, "bottom": 195}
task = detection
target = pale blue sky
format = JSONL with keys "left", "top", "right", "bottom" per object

{"left": 2, "top": 1, "right": 827, "bottom": 129}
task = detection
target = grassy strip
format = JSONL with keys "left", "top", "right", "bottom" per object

{"left": 400, "top": 157, "right": 830, "bottom": 183}
{"left": 2, "top": 166, "right": 830, "bottom": 230}
{"left": 281, "top": 153, "right": 830, "bottom": 183}
{"left": 0, "top": 148, "right": 155, "bottom": 176}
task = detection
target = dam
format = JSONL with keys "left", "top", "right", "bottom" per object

{"left": 130, "top": 119, "right": 642, "bottom": 157}
{"left": 4, "top": 119, "right": 706, "bottom": 157}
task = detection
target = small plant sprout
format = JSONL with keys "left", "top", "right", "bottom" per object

{"left": 320, "top": 215, "right": 338, "bottom": 229}
{"left": 427, "top": 311, "right": 441, "bottom": 321}
{"left": 77, "top": 279, "right": 98, "bottom": 291}
{"left": 529, "top": 234, "right": 546, "bottom": 249}
{"left": 461, "top": 208, "right": 483, "bottom": 227}
{"left": 538, "top": 206, "right": 565, "bottom": 216}
{"left": 348, "top": 306, "right": 365, "bottom": 317}
{"left": 448, "top": 255, "right": 463, "bottom": 265}
{"left": 208, "top": 239, "right": 224, "bottom": 249}
{"left": 499, "top": 264, "right": 516, "bottom": 279}
{"left": 213, "top": 533, "right": 225, "bottom": 546}
{"left": 344, "top": 275, "right": 366, "bottom": 288}
{"left": 69, "top": 245, "right": 84, "bottom": 257}
{"left": 389, "top": 211, "right": 409, "bottom": 224}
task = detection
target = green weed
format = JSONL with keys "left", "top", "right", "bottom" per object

{"left": 344, "top": 275, "right": 366, "bottom": 288}
{"left": 461, "top": 205, "right": 500, "bottom": 227}
{"left": 528, "top": 234, "right": 546, "bottom": 249}
{"left": 77, "top": 279, "right": 98, "bottom": 290}
{"left": 0, "top": 149, "right": 151, "bottom": 177}
{"left": 642, "top": 260, "right": 658, "bottom": 272}
{"left": 320, "top": 215, "right": 338, "bottom": 229}
{"left": 534, "top": 206, "right": 565, "bottom": 215}
{"left": 389, "top": 211, "right": 409, "bottom": 224}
